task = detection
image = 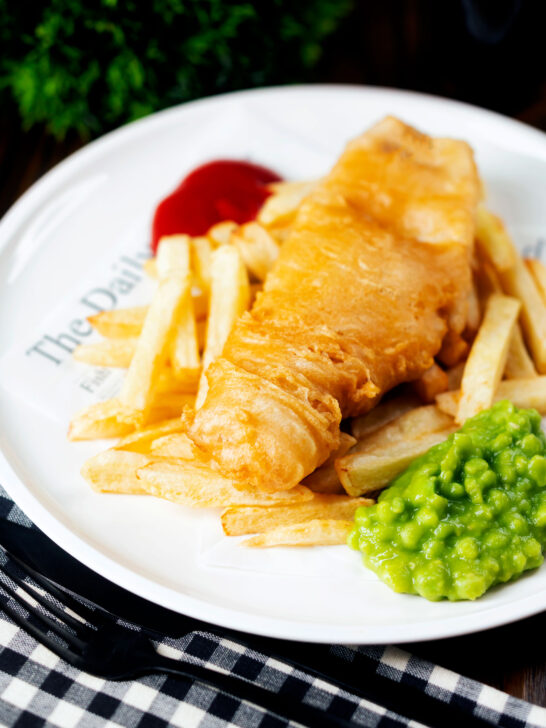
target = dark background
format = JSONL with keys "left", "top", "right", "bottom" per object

{"left": 1, "top": 0, "right": 545, "bottom": 707}
{"left": 3, "top": 0, "right": 546, "bottom": 215}
{"left": 322, "top": 0, "right": 546, "bottom": 122}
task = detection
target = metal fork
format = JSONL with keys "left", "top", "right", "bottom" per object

{"left": 0, "top": 547, "right": 352, "bottom": 728}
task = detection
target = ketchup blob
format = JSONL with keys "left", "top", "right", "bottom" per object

{"left": 151, "top": 160, "right": 282, "bottom": 253}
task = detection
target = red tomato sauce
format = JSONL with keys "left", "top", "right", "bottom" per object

{"left": 151, "top": 160, "right": 282, "bottom": 253}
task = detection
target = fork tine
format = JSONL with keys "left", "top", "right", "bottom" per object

{"left": 0, "top": 591, "right": 79, "bottom": 665}
{"left": 1, "top": 546, "right": 109, "bottom": 627}
{"left": 2, "top": 559, "right": 95, "bottom": 636}
{"left": 0, "top": 572, "right": 86, "bottom": 651}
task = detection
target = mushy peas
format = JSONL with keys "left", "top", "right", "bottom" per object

{"left": 348, "top": 401, "right": 546, "bottom": 600}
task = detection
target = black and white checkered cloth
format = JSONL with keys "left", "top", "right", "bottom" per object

{"left": 0, "top": 485, "right": 544, "bottom": 728}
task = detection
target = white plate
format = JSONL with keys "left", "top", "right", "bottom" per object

{"left": 1, "top": 85, "right": 546, "bottom": 645}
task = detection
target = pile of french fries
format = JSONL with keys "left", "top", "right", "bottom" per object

{"left": 70, "top": 180, "right": 546, "bottom": 548}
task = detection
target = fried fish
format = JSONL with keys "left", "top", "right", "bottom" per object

{"left": 189, "top": 117, "right": 481, "bottom": 492}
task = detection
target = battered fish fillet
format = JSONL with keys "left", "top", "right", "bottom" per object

{"left": 189, "top": 117, "right": 481, "bottom": 492}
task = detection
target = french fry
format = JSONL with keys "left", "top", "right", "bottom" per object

{"left": 151, "top": 391, "right": 195, "bottom": 411}
{"left": 196, "top": 246, "right": 250, "bottom": 407}
{"left": 119, "top": 237, "right": 193, "bottom": 424}
{"left": 221, "top": 493, "right": 369, "bottom": 536}
{"left": 258, "top": 180, "right": 317, "bottom": 227}
{"left": 73, "top": 338, "right": 137, "bottom": 368}
{"left": 82, "top": 450, "right": 152, "bottom": 494}
{"left": 412, "top": 363, "right": 449, "bottom": 404}
{"left": 190, "top": 236, "right": 213, "bottom": 292}
{"left": 353, "top": 405, "right": 455, "bottom": 455}
{"left": 475, "top": 206, "right": 517, "bottom": 272}
{"left": 231, "top": 222, "right": 279, "bottom": 281}
{"left": 526, "top": 258, "right": 546, "bottom": 303}
{"left": 500, "top": 259, "right": 546, "bottom": 373}
{"left": 336, "top": 429, "right": 454, "bottom": 497}
{"left": 456, "top": 294, "right": 520, "bottom": 423}
{"left": 115, "top": 418, "right": 188, "bottom": 453}
{"left": 68, "top": 395, "right": 194, "bottom": 441}
{"left": 87, "top": 293, "right": 208, "bottom": 340}
{"left": 351, "top": 393, "right": 421, "bottom": 440}
{"left": 301, "top": 433, "right": 356, "bottom": 494}
{"left": 74, "top": 343, "right": 201, "bottom": 386}
{"left": 143, "top": 258, "right": 157, "bottom": 278}
{"left": 244, "top": 519, "right": 353, "bottom": 548}
{"left": 150, "top": 432, "right": 200, "bottom": 459}
{"left": 208, "top": 221, "right": 238, "bottom": 247}
{"left": 437, "top": 330, "right": 469, "bottom": 367}
{"left": 77, "top": 344, "right": 202, "bottom": 396}
{"left": 474, "top": 255, "right": 535, "bottom": 379}
{"left": 88, "top": 306, "right": 148, "bottom": 339}
{"left": 269, "top": 225, "right": 293, "bottom": 245}
{"left": 504, "top": 324, "right": 537, "bottom": 379}
{"left": 85, "top": 324, "right": 204, "bottom": 373}
{"left": 68, "top": 399, "right": 137, "bottom": 441}
{"left": 477, "top": 215, "right": 546, "bottom": 373}
{"left": 192, "top": 290, "right": 208, "bottom": 321}
{"left": 136, "top": 460, "right": 313, "bottom": 507}
{"left": 435, "top": 391, "right": 457, "bottom": 416}
{"left": 72, "top": 338, "right": 138, "bottom": 369}
{"left": 154, "top": 234, "right": 187, "bottom": 277}
{"left": 168, "top": 238, "right": 200, "bottom": 382}
{"left": 437, "top": 376, "right": 546, "bottom": 417}
{"left": 202, "top": 245, "right": 250, "bottom": 371}
{"left": 267, "top": 179, "right": 317, "bottom": 195}
{"left": 155, "top": 369, "right": 198, "bottom": 395}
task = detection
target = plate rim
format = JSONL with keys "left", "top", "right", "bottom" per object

{"left": 1, "top": 83, "right": 546, "bottom": 644}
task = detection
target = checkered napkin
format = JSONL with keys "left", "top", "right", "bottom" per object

{"left": 0, "top": 486, "right": 544, "bottom": 728}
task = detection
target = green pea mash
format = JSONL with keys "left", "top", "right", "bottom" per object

{"left": 348, "top": 401, "right": 546, "bottom": 600}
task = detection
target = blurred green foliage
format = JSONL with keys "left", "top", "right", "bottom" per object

{"left": 0, "top": 0, "right": 352, "bottom": 139}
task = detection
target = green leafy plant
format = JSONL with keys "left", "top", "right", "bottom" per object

{"left": 0, "top": 0, "right": 352, "bottom": 139}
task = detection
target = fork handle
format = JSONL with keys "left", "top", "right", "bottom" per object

{"left": 147, "top": 653, "right": 357, "bottom": 728}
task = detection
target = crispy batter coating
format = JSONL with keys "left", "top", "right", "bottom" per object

{"left": 190, "top": 117, "right": 480, "bottom": 491}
